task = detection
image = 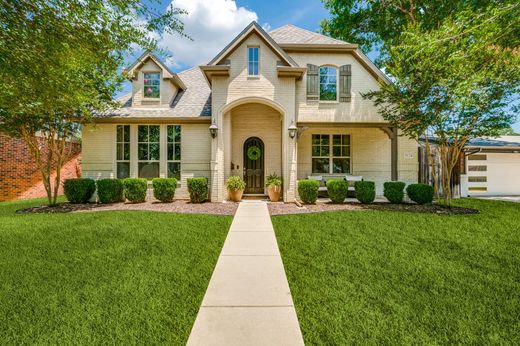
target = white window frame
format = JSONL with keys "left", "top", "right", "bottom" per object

{"left": 167, "top": 125, "right": 181, "bottom": 180}
{"left": 247, "top": 46, "right": 259, "bottom": 76}
{"left": 311, "top": 134, "right": 351, "bottom": 174}
{"left": 116, "top": 125, "right": 130, "bottom": 179}
{"left": 137, "top": 125, "right": 161, "bottom": 179}
{"left": 319, "top": 65, "right": 338, "bottom": 102}
{"left": 143, "top": 71, "right": 161, "bottom": 99}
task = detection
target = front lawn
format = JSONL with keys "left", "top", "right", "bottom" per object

{"left": 0, "top": 199, "right": 231, "bottom": 344}
{"left": 273, "top": 198, "right": 520, "bottom": 345}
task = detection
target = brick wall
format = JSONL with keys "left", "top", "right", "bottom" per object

{"left": 0, "top": 133, "right": 81, "bottom": 202}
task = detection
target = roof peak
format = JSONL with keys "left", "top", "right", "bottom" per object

{"left": 269, "top": 24, "right": 350, "bottom": 45}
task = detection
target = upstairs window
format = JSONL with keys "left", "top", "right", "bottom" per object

{"left": 143, "top": 72, "right": 160, "bottom": 98}
{"left": 319, "top": 66, "right": 337, "bottom": 101}
{"left": 248, "top": 47, "right": 259, "bottom": 76}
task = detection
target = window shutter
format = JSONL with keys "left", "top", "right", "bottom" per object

{"left": 339, "top": 64, "right": 352, "bottom": 102}
{"left": 306, "top": 64, "right": 319, "bottom": 101}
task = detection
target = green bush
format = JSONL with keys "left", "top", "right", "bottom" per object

{"left": 383, "top": 181, "right": 406, "bottom": 204}
{"left": 123, "top": 178, "right": 148, "bottom": 203}
{"left": 63, "top": 178, "right": 96, "bottom": 204}
{"left": 326, "top": 180, "right": 348, "bottom": 204}
{"left": 265, "top": 173, "right": 282, "bottom": 188}
{"left": 406, "top": 183, "right": 434, "bottom": 204}
{"left": 298, "top": 180, "right": 320, "bottom": 204}
{"left": 153, "top": 178, "right": 177, "bottom": 202}
{"left": 354, "top": 181, "right": 376, "bottom": 204}
{"left": 225, "top": 176, "right": 246, "bottom": 191}
{"left": 96, "top": 179, "right": 124, "bottom": 204}
{"left": 187, "top": 177, "right": 208, "bottom": 203}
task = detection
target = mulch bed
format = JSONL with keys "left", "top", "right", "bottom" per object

{"left": 268, "top": 201, "right": 479, "bottom": 216}
{"left": 16, "top": 200, "right": 239, "bottom": 216}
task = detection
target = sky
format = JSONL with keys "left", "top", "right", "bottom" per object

{"left": 124, "top": 0, "right": 519, "bottom": 131}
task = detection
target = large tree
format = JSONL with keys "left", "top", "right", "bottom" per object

{"left": 0, "top": 0, "right": 186, "bottom": 205}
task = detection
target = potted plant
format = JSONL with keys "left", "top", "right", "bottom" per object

{"left": 265, "top": 173, "right": 282, "bottom": 202}
{"left": 226, "top": 176, "right": 246, "bottom": 202}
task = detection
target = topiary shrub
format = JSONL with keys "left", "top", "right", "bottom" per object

{"left": 153, "top": 178, "right": 177, "bottom": 202}
{"left": 123, "top": 178, "right": 148, "bottom": 203}
{"left": 383, "top": 181, "right": 406, "bottom": 204}
{"left": 96, "top": 179, "right": 124, "bottom": 204}
{"left": 354, "top": 181, "right": 376, "bottom": 204}
{"left": 187, "top": 177, "right": 208, "bottom": 203}
{"left": 406, "top": 183, "right": 434, "bottom": 204}
{"left": 298, "top": 180, "right": 320, "bottom": 204}
{"left": 63, "top": 178, "right": 96, "bottom": 204}
{"left": 326, "top": 180, "right": 348, "bottom": 204}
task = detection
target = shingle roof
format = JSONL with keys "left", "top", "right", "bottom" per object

{"left": 97, "top": 67, "right": 211, "bottom": 118}
{"left": 465, "top": 136, "right": 520, "bottom": 148}
{"left": 269, "top": 24, "right": 349, "bottom": 45}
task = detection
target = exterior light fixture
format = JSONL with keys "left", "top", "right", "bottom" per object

{"left": 209, "top": 120, "right": 218, "bottom": 138}
{"left": 288, "top": 121, "right": 298, "bottom": 139}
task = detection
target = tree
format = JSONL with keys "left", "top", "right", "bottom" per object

{"left": 363, "top": 4, "right": 520, "bottom": 205}
{"left": 0, "top": 0, "right": 187, "bottom": 205}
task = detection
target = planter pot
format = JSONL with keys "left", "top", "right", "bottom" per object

{"left": 267, "top": 185, "right": 282, "bottom": 202}
{"left": 228, "top": 189, "right": 244, "bottom": 202}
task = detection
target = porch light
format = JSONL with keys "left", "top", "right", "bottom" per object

{"left": 288, "top": 121, "right": 298, "bottom": 139}
{"left": 209, "top": 121, "right": 218, "bottom": 138}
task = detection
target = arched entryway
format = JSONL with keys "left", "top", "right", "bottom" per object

{"left": 243, "top": 137, "right": 264, "bottom": 194}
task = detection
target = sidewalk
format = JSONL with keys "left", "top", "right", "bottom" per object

{"left": 187, "top": 201, "right": 304, "bottom": 346}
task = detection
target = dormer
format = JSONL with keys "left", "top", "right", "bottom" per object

{"left": 125, "top": 53, "right": 186, "bottom": 108}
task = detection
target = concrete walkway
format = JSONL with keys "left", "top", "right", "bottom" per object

{"left": 187, "top": 201, "right": 304, "bottom": 346}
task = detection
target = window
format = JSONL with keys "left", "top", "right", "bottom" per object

{"left": 469, "top": 176, "right": 487, "bottom": 183}
{"left": 167, "top": 125, "right": 181, "bottom": 180}
{"left": 468, "top": 165, "right": 487, "bottom": 172}
{"left": 312, "top": 134, "right": 351, "bottom": 174}
{"left": 143, "top": 72, "right": 160, "bottom": 98}
{"left": 116, "top": 125, "right": 130, "bottom": 179}
{"left": 468, "top": 154, "right": 487, "bottom": 160}
{"left": 319, "top": 66, "right": 337, "bottom": 101}
{"left": 138, "top": 125, "right": 160, "bottom": 179}
{"left": 248, "top": 47, "right": 259, "bottom": 76}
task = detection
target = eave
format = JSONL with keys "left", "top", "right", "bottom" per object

{"left": 277, "top": 66, "right": 306, "bottom": 80}
{"left": 92, "top": 116, "right": 212, "bottom": 124}
{"left": 199, "top": 65, "right": 230, "bottom": 85}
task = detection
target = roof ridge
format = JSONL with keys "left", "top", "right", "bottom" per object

{"left": 269, "top": 23, "right": 347, "bottom": 44}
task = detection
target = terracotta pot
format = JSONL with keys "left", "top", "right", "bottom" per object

{"left": 267, "top": 185, "right": 282, "bottom": 202}
{"left": 228, "top": 189, "right": 244, "bottom": 202}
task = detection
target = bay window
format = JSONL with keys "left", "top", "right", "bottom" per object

{"left": 312, "top": 134, "right": 351, "bottom": 174}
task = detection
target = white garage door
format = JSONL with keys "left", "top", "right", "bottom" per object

{"left": 467, "top": 153, "right": 520, "bottom": 196}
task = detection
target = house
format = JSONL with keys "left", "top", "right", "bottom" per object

{"left": 82, "top": 22, "right": 419, "bottom": 202}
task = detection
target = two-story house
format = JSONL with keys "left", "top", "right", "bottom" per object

{"left": 82, "top": 22, "right": 418, "bottom": 202}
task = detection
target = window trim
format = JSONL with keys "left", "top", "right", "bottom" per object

{"left": 318, "top": 65, "right": 338, "bottom": 102}
{"left": 311, "top": 134, "right": 351, "bottom": 174}
{"left": 167, "top": 125, "right": 182, "bottom": 180}
{"left": 116, "top": 125, "right": 130, "bottom": 179}
{"left": 137, "top": 124, "right": 161, "bottom": 179}
{"left": 143, "top": 70, "right": 161, "bottom": 100}
{"left": 247, "top": 46, "right": 260, "bottom": 76}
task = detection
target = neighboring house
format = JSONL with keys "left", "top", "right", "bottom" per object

{"left": 82, "top": 22, "right": 418, "bottom": 202}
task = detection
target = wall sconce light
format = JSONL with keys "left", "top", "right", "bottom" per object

{"left": 209, "top": 120, "right": 218, "bottom": 139}
{"left": 288, "top": 121, "right": 298, "bottom": 139}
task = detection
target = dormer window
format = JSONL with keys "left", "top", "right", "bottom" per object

{"left": 319, "top": 66, "right": 337, "bottom": 101}
{"left": 248, "top": 47, "right": 259, "bottom": 76}
{"left": 144, "top": 72, "right": 160, "bottom": 98}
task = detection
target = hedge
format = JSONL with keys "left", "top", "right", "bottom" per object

{"left": 96, "top": 179, "right": 124, "bottom": 204}
{"left": 63, "top": 178, "right": 96, "bottom": 204}
{"left": 406, "top": 183, "right": 434, "bottom": 204}
{"left": 187, "top": 177, "right": 208, "bottom": 203}
{"left": 354, "top": 181, "right": 376, "bottom": 204}
{"left": 152, "top": 178, "right": 177, "bottom": 202}
{"left": 383, "top": 181, "right": 406, "bottom": 204}
{"left": 298, "top": 180, "right": 320, "bottom": 204}
{"left": 123, "top": 178, "right": 148, "bottom": 203}
{"left": 326, "top": 180, "right": 348, "bottom": 204}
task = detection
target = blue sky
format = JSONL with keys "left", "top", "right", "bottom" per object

{"left": 127, "top": 0, "right": 519, "bottom": 131}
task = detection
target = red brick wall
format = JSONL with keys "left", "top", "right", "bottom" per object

{"left": 0, "top": 133, "right": 81, "bottom": 202}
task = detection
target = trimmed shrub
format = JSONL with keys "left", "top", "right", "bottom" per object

{"left": 153, "top": 178, "right": 177, "bottom": 202}
{"left": 187, "top": 177, "right": 208, "bottom": 203}
{"left": 298, "top": 180, "right": 320, "bottom": 204}
{"left": 63, "top": 178, "right": 96, "bottom": 204}
{"left": 406, "top": 183, "right": 434, "bottom": 204}
{"left": 354, "top": 181, "right": 376, "bottom": 204}
{"left": 123, "top": 178, "right": 148, "bottom": 203}
{"left": 96, "top": 179, "right": 124, "bottom": 204}
{"left": 225, "top": 176, "right": 246, "bottom": 191}
{"left": 326, "top": 180, "right": 348, "bottom": 204}
{"left": 383, "top": 181, "right": 406, "bottom": 204}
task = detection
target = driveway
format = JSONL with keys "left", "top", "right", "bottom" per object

{"left": 475, "top": 196, "right": 520, "bottom": 203}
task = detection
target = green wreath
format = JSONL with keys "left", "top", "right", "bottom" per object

{"left": 247, "top": 146, "right": 262, "bottom": 161}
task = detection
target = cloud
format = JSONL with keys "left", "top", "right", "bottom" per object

{"left": 159, "top": 0, "right": 258, "bottom": 69}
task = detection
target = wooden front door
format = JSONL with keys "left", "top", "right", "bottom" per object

{"left": 243, "top": 137, "right": 264, "bottom": 194}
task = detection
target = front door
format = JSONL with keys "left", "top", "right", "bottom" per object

{"left": 243, "top": 137, "right": 264, "bottom": 194}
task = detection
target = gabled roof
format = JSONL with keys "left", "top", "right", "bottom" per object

{"left": 125, "top": 53, "right": 186, "bottom": 90}
{"left": 207, "top": 21, "right": 298, "bottom": 67}
{"left": 269, "top": 24, "right": 349, "bottom": 45}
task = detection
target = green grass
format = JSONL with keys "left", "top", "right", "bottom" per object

{"left": 0, "top": 198, "right": 231, "bottom": 344}
{"left": 272, "top": 199, "right": 520, "bottom": 345}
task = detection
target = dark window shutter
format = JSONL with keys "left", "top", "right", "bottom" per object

{"left": 339, "top": 65, "right": 352, "bottom": 102}
{"left": 306, "top": 64, "right": 319, "bottom": 101}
